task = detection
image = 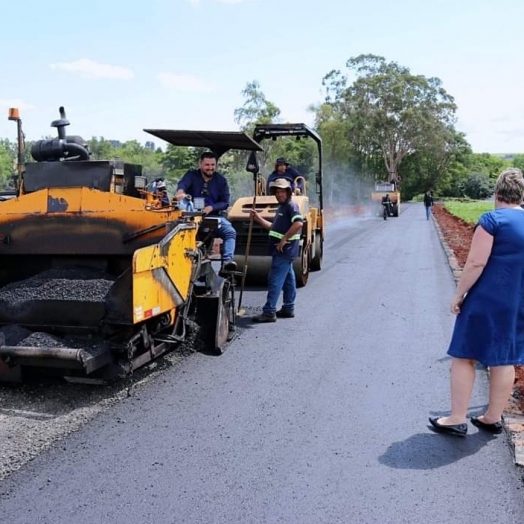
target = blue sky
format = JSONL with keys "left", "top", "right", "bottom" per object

{"left": 1, "top": 0, "right": 523, "bottom": 153}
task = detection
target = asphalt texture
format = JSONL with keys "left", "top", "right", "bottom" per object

{"left": 1, "top": 203, "right": 524, "bottom": 524}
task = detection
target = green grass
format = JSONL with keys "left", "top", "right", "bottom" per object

{"left": 443, "top": 200, "right": 494, "bottom": 224}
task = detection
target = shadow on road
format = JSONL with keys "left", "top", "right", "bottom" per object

{"left": 379, "top": 430, "right": 498, "bottom": 470}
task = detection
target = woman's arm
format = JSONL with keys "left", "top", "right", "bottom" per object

{"left": 451, "top": 225, "right": 494, "bottom": 314}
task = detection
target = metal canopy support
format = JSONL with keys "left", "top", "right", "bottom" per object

{"left": 253, "top": 123, "right": 324, "bottom": 211}
{"left": 253, "top": 123, "right": 322, "bottom": 145}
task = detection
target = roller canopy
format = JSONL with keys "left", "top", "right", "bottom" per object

{"left": 253, "top": 123, "right": 322, "bottom": 145}
{"left": 144, "top": 129, "right": 263, "bottom": 158}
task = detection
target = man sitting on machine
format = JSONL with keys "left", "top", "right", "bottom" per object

{"left": 175, "top": 151, "right": 237, "bottom": 273}
{"left": 152, "top": 180, "right": 170, "bottom": 208}
{"left": 267, "top": 157, "right": 304, "bottom": 195}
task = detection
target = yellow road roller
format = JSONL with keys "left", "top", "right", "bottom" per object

{"left": 370, "top": 181, "right": 400, "bottom": 217}
{"left": 227, "top": 124, "right": 324, "bottom": 287}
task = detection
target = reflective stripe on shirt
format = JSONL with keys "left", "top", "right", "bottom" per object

{"left": 269, "top": 230, "right": 301, "bottom": 241}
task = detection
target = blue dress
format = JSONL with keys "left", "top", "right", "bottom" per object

{"left": 447, "top": 208, "right": 524, "bottom": 366}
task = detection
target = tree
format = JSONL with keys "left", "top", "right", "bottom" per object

{"left": 399, "top": 129, "right": 472, "bottom": 199}
{"left": 88, "top": 137, "right": 113, "bottom": 160}
{"left": 161, "top": 145, "right": 202, "bottom": 182}
{"left": 321, "top": 54, "right": 457, "bottom": 183}
{"left": 233, "top": 80, "right": 319, "bottom": 186}
{"left": 232, "top": 80, "right": 280, "bottom": 175}
{"left": 466, "top": 153, "right": 509, "bottom": 180}
{"left": 462, "top": 172, "right": 494, "bottom": 199}
{"left": 233, "top": 80, "right": 281, "bottom": 133}
{"left": 310, "top": 102, "right": 382, "bottom": 205}
{"left": 0, "top": 140, "right": 14, "bottom": 188}
{"left": 512, "top": 154, "right": 524, "bottom": 172}
{"left": 119, "top": 141, "right": 162, "bottom": 176}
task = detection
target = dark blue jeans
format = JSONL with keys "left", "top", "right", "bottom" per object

{"left": 263, "top": 256, "right": 297, "bottom": 315}
{"left": 215, "top": 217, "right": 236, "bottom": 262}
{"left": 425, "top": 205, "right": 431, "bottom": 220}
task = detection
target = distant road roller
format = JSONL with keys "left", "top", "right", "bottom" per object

{"left": 370, "top": 181, "right": 400, "bottom": 217}
{"left": 0, "top": 107, "right": 262, "bottom": 383}
{"left": 228, "top": 123, "right": 324, "bottom": 287}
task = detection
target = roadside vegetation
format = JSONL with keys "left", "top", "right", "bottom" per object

{"left": 1, "top": 54, "right": 523, "bottom": 204}
{"left": 442, "top": 200, "right": 494, "bottom": 224}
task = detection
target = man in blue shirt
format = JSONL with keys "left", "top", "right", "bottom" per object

{"left": 249, "top": 178, "right": 304, "bottom": 322}
{"left": 175, "top": 151, "right": 237, "bottom": 271}
{"left": 266, "top": 157, "right": 303, "bottom": 194}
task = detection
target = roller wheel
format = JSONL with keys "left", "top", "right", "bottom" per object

{"left": 293, "top": 242, "right": 310, "bottom": 288}
{"left": 195, "top": 278, "right": 235, "bottom": 356}
{"left": 310, "top": 233, "right": 323, "bottom": 271}
{"left": 215, "top": 279, "right": 236, "bottom": 354}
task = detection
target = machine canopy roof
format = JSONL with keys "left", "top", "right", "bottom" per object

{"left": 143, "top": 129, "right": 263, "bottom": 158}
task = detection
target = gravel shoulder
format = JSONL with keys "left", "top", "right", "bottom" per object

{"left": 0, "top": 345, "right": 196, "bottom": 481}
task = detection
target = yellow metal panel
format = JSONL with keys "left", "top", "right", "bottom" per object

{"left": 0, "top": 187, "right": 184, "bottom": 227}
{"left": 164, "top": 228, "right": 197, "bottom": 300}
{"left": 131, "top": 223, "right": 198, "bottom": 324}
{"left": 133, "top": 244, "right": 163, "bottom": 273}
{"left": 132, "top": 271, "right": 177, "bottom": 324}
{"left": 371, "top": 190, "right": 400, "bottom": 203}
{"left": 228, "top": 195, "right": 310, "bottom": 218}
{"left": 0, "top": 190, "right": 47, "bottom": 214}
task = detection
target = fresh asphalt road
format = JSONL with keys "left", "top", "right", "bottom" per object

{"left": 1, "top": 203, "right": 524, "bottom": 524}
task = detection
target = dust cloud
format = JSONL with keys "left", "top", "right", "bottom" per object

{"left": 322, "top": 164, "right": 377, "bottom": 223}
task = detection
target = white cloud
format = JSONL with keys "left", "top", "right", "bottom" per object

{"left": 0, "top": 99, "right": 34, "bottom": 111}
{"left": 50, "top": 58, "right": 134, "bottom": 80}
{"left": 157, "top": 73, "right": 215, "bottom": 92}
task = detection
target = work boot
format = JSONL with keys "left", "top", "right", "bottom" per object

{"left": 276, "top": 309, "right": 295, "bottom": 318}
{"left": 252, "top": 312, "right": 277, "bottom": 323}
{"left": 219, "top": 260, "right": 237, "bottom": 277}
{"left": 223, "top": 260, "right": 237, "bottom": 271}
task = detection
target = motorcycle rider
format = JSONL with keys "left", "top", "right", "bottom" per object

{"left": 382, "top": 193, "right": 391, "bottom": 220}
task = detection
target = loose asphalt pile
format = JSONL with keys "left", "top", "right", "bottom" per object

{"left": 0, "top": 268, "right": 114, "bottom": 305}
{"left": 0, "top": 268, "right": 115, "bottom": 350}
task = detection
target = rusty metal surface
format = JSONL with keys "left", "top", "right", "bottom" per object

{"left": 0, "top": 345, "right": 84, "bottom": 360}
{"left": 0, "top": 300, "right": 107, "bottom": 331}
{"left": 0, "top": 215, "right": 167, "bottom": 256}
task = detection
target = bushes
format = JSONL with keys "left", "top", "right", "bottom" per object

{"left": 461, "top": 172, "right": 494, "bottom": 200}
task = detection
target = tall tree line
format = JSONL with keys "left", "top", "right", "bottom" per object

{"left": 1, "top": 55, "right": 521, "bottom": 202}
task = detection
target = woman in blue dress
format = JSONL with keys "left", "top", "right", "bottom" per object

{"left": 430, "top": 168, "right": 524, "bottom": 437}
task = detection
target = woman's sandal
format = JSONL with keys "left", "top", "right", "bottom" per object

{"left": 428, "top": 417, "right": 467, "bottom": 437}
{"left": 470, "top": 416, "right": 503, "bottom": 434}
